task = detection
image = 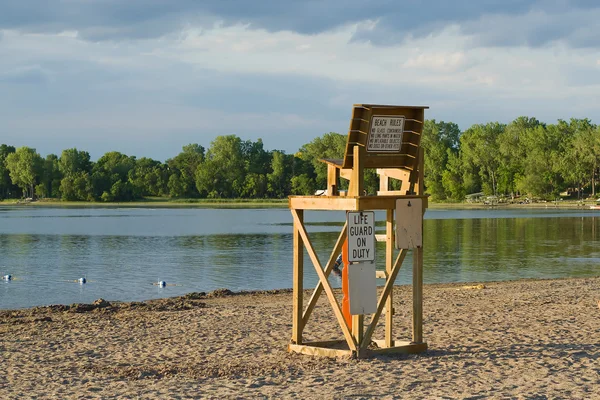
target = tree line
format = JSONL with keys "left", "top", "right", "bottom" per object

{"left": 1, "top": 116, "right": 599, "bottom": 202}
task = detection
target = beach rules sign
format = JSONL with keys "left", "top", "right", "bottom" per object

{"left": 347, "top": 211, "right": 376, "bottom": 263}
{"left": 366, "top": 115, "right": 405, "bottom": 153}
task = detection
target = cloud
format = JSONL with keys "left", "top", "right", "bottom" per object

{"left": 1, "top": 0, "right": 599, "bottom": 50}
{"left": 1, "top": 1, "right": 600, "bottom": 161}
{"left": 0, "top": 65, "right": 50, "bottom": 84}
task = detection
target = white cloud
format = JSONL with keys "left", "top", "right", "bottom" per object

{"left": 403, "top": 52, "right": 467, "bottom": 71}
{"left": 2, "top": 7, "right": 600, "bottom": 159}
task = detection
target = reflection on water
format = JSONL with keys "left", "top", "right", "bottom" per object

{"left": 0, "top": 207, "right": 599, "bottom": 309}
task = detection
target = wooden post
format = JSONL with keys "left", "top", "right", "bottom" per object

{"left": 412, "top": 246, "right": 423, "bottom": 343}
{"left": 292, "top": 209, "right": 304, "bottom": 344}
{"left": 416, "top": 148, "right": 425, "bottom": 195}
{"left": 380, "top": 174, "right": 389, "bottom": 192}
{"left": 352, "top": 314, "right": 364, "bottom": 357}
{"left": 412, "top": 149, "right": 425, "bottom": 343}
{"left": 385, "top": 208, "right": 394, "bottom": 347}
{"left": 327, "top": 164, "right": 339, "bottom": 196}
{"left": 348, "top": 145, "right": 364, "bottom": 196}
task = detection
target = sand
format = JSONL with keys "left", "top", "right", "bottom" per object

{"left": 1, "top": 277, "right": 599, "bottom": 399}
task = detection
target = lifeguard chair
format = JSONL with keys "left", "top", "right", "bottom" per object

{"left": 288, "top": 104, "right": 428, "bottom": 358}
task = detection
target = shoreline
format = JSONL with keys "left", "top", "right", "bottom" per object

{"left": 3, "top": 274, "right": 599, "bottom": 312}
{"left": 2, "top": 276, "right": 599, "bottom": 398}
{"left": 1, "top": 198, "right": 598, "bottom": 210}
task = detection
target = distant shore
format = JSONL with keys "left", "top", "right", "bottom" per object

{"left": 1, "top": 276, "right": 599, "bottom": 398}
{"left": 0, "top": 198, "right": 289, "bottom": 208}
{"left": 1, "top": 197, "right": 597, "bottom": 210}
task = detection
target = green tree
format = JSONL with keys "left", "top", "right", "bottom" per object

{"left": 92, "top": 151, "right": 137, "bottom": 201}
{"left": 0, "top": 144, "right": 17, "bottom": 199}
{"left": 241, "top": 138, "right": 270, "bottom": 198}
{"left": 60, "top": 172, "right": 93, "bottom": 201}
{"left": 421, "top": 120, "right": 461, "bottom": 200}
{"left": 298, "top": 132, "right": 346, "bottom": 190}
{"left": 38, "top": 154, "right": 62, "bottom": 198}
{"left": 290, "top": 174, "right": 315, "bottom": 195}
{"left": 196, "top": 135, "right": 246, "bottom": 198}
{"left": 5, "top": 147, "right": 44, "bottom": 198}
{"left": 558, "top": 119, "right": 598, "bottom": 198}
{"left": 441, "top": 149, "right": 465, "bottom": 200}
{"left": 166, "top": 144, "right": 205, "bottom": 198}
{"left": 267, "top": 150, "right": 292, "bottom": 198}
{"left": 497, "top": 117, "right": 542, "bottom": 197}
{"left": 59, "top": 148, "right": 92, "bottom": 177}
{"left": 130, "top": 157, "right": 167, "bottom": 197}
{"left": 516, "top": 123, "right": 565, "bottom": 198}
{"left": 461, "top": 122, "right": 505, "bottom": 196}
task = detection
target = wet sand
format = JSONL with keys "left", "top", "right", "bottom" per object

{"left": 1, "top": 277, "right": 599, "bottom": 399}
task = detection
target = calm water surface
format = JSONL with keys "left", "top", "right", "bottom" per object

{"left": 1, "top": 206, "right": 599, "bottom": 309}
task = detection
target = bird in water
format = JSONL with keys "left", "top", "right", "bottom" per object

{"left": 153, "top": 280, "right": 181, "bottom": 287}
{"left": 2, "top": 274, "right": 12, "bottom": 281}
{"left": 66, "top": 276, "right": 92, "bottom": 284}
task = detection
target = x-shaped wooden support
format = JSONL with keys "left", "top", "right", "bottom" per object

{"left": 291, "top": 209, "right": 357, "bottom": 351}
{"left": 292, "top": 209, "right": 412, "bottom": 353}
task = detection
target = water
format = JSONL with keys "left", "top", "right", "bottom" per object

{"left": 1, "top": 206, "right": 599, "bottom": 309}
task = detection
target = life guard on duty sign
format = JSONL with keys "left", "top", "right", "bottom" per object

{"left": 346, "top": 211, "right": 377, "bottom": 315}
{"left": 347, "top": 211, "right": 376, "bottom": 262}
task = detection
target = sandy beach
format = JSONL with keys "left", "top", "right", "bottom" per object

{"left": 1, "top": 277, "right": 599, "bottom": 399}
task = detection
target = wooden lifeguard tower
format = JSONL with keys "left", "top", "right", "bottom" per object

{"left": 288, "top": 104, "right": 428, "bottom": 358}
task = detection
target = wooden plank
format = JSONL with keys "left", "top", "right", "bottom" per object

{"left": 292, "top": 209, "right": 303, "bottom": 344}
{"left": 296, "top": 339, "right": 347, "bottom": 347}
{"left": 377, "top": 190, "right": 405, "bottom": 196}
{"left": 352, "top": 314, "right": 364, "bottom": 352}
{"left": 360, "top": 249, "right": 408, "bottom": 351}
{"left": 302, "top": 223, "right": 347, "bottom": 329}
{"left": 377, "top": 168, "right": 411, "bottom": 182}
{"left": 320, "top": 158, "right": 343, "bottom": 167}
{"left": 379, "top": 173, "right": 389, "bottom": 192}
{"left": 288, "top": 344, "right": 353, "bottom": 358}
{"left": 363, "top": 154, "right": 415, "bottom": 169}
{"left": 375, "top": 234, "right": 386, "bottom": 242}
{"left": 289, "top": 195, "right": 427, "bottom": 211}
{"left": 385, "top": 208, "right": 394, "bottom": 348}
{"left": 375, "top": 270, "right": 387, "bottom": 279}
{"left": 340, "top": 169, "right": 352, "bottom": 181}
{"left": 412, "top": 246, "right": 423, "bottom": 343}
{"left": 368, "top": 340, "right": 427, "bottom": 356}
{"left": 417, "top": 147, "right": 425, "bottom": 196}
{"left": 289, "top": 196, "right": 357, "bottom": 210}
{"left": 349, "top": 145, "right": 365, "bottom": 196}
{"left": 327, "top": 164, "right": 339, "bottom": 196}
{"left": 357, "top": 195, "right": 427, "bottom": 211}
{"left": 290, "top": 211, "right": 357, "bottom": 351}
{"left": 342, "top": 107, "right": 372, "bottom": 168}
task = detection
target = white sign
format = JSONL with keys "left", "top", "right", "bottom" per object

{"left": 395, "top": 198, "right": 423, "bottom": 249}
{"left": 348, "top": 263, "right": 377, "bottom": 315}
{"left": 347, "top": 211, "right": 376, "bottom": 262}
{"left": 366, "top": 115, "right": 405, "bottom": 152}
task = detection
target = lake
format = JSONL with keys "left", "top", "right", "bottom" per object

{"left": 1, "top": 206, "right": 599, "bottom": 309}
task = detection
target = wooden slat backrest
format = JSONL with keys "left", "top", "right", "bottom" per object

{"left": 342, "top": 104, "right": 427, "bottom": 170}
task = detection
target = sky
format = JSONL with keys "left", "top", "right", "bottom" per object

{"left": 1, "top": 0, "right": 600, "bottom": 161}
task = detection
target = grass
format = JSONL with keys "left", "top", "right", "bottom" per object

{"left": 0, "top": 197, "right": 595, "bottom": 209}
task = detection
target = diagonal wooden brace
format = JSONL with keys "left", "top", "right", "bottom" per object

{"left": 360, "top": 249, "right": 408, "bottom": 351}
{"left": 291, "top": 210, "right": 357, "bottom": 351}
{"left": 302, "top": 222, "right": 347, "bottom": 330}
